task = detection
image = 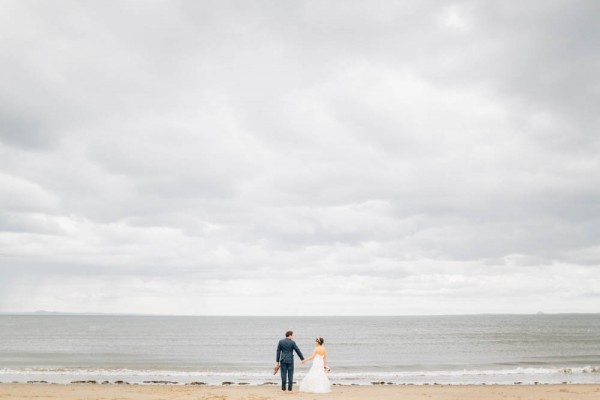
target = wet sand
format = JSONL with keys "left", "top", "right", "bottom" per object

{"left": 1, "top": 383, "right": 599, "bottom": 400}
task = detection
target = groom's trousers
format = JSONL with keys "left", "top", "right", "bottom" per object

{"left": 280, "top": 361, "right": 294, "bottom": 391}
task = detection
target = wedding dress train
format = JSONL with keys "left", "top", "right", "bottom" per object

{"left": 299, "top": 354, "right": 331, "bottom": 393}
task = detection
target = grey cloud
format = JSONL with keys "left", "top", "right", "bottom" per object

{"left": 0, "top": 111, "right": 49, "bottom": 149}
{"left": 0, "top": 211, "right": 63, "bottom": 234}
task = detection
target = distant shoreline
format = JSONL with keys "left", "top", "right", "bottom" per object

{"left": 2, "top": 312, "right": 600, "bottom": 317}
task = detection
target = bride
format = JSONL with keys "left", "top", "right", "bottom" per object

{"left": 300, "top": 337, "right": 331, "bottom": 393}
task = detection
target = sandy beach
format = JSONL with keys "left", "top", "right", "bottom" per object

{"left": 1, "top": 384, "right": 599, "bottom": 400}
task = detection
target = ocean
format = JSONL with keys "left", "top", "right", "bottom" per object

{"left": 1, "top": 314, "right": 599, "bottom": 385}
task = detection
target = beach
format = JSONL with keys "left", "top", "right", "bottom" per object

{"left": 1, "top": 383, "right": 600, "bottom": 400}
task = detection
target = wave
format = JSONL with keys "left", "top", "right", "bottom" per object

{"left": 2, "top": 366, "right": 598, "bottom": 376}
{"left": 342, "top": 366, "right": 600, "bottom": 377}
{"left": 1, "top": 366, "right": 599, "bottom": 385}
{"left": 0, "top": 368, "right": 274, "bottom": 378}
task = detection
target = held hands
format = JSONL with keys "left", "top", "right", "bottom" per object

{"left": 301, "top": 360, "right": 306, "bottom": 365}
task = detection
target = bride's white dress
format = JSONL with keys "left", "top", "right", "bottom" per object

{"left": 299, "top": 354, "right": 331, "bottom": 393}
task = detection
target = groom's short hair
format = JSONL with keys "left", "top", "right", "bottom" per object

{"left": 285, "top": 331, "right": 293, "bottom": 337}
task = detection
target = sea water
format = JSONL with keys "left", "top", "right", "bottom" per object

{"left": 1, "top": 314, "right": 599, "bottom": 385}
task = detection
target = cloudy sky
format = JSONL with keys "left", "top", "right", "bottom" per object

{"left": 0, "top": 0, "right": 599, "bottom": 315}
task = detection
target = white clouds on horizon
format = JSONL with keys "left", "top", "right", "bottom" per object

{"left": 0, "top": 0, "right": 599, "bottom": 314}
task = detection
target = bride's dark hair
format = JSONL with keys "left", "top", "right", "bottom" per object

{"left": 316, "top": 337, "right": 324, "bottom": 345}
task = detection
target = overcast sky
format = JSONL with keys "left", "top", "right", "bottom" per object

{"left": 0, "top": 0, "right": 599, "bottom": 315}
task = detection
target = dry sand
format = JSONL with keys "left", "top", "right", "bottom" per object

{"left": 1, "top": 383, "right": 599, "bottom": 400}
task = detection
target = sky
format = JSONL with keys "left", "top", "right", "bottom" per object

{"left": 0, "top": 0, "right": 599, "bottom": 315}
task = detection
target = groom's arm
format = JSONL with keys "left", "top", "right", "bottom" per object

{"left": 276, "top": 341, "right": 282, "bottom": 363}
{"left": 293, "top": 342, "right": 304, "bottom": 360}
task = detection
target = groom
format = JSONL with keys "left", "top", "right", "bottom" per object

{"left": 276, "top": 330, "right": 304, "bottom": 391}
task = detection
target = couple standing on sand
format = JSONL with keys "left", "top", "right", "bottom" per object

{"left": 275, "top": 331, "right": 331, "bottom": 393}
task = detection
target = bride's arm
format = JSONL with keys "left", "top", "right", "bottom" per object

{"left": 302, "top": 349, "right": 317, "bottom": 364}
{"left": 324, "top": 352, "right": 328, "bottom": 368}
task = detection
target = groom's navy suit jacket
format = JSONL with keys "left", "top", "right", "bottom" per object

{"left": 276, "top": 338, "right": 304, "bottom": 364}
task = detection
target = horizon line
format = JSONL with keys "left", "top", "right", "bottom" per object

{"left": 1, "top": 311, "right": 598, "bottom": 317}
